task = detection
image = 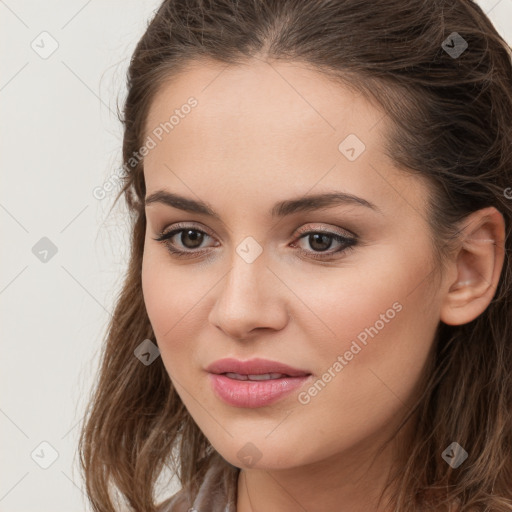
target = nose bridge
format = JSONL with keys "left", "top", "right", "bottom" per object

{"left": 222, "top": 232, "right": 268, "bottom": 299}
{"left": 221, "top": 247, "right": 269, "bottom": 311}
{"left": 208, "top": 242, "right": 288, "bottom": 338}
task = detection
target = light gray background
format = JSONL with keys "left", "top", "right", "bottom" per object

{"left": 1, "top": 1, "right": 511, "bottom": 510}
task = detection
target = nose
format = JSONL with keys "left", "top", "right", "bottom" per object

{"left": 208, "top": 252, "right": 289, "bottom": 341}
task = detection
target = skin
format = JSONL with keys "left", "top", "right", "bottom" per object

{"left": 141, "top": 58, "right": 505, "bottom": 511}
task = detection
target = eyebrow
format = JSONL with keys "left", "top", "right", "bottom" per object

{"left": 144, "top": 190, "right": 382, "bottom": 218}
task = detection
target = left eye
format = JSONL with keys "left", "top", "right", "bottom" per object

{"left": 292, "top": 231, "right": 356, "bottom": 257}
{"left": 153, "top": 226, "right": 357, "bottom": 260}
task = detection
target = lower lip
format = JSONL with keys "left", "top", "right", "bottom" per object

{"left": 208, "top": 373, "right": 311, "bottom": 408}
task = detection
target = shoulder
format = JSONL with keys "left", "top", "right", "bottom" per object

{"left": 156, "top": 454, "right": 239, "bottom": 512}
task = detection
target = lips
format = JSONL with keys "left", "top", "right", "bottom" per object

{"left": 205, "top": 357, "right": 312, "bottom": 408}
{"left": 205, "top": 357, "right": 311, "bottom": 378}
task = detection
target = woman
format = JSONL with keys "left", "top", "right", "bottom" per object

{"left": 78, "top": 1, "right": 512, "bottom": 511}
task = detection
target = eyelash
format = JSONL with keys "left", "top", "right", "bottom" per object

{"left": 153, "top": 222, "right": 357, "bottom": 261}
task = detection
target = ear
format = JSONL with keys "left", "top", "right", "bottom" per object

{"left": 440, "top": 206, "right": 506, "bottom": 326}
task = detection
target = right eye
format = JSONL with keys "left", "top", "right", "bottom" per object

{"left": 153, "top": 224, "right": 219, "bottom": 258}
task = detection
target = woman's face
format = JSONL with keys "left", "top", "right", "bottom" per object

{"left": 141, "top": 59, "right": 445, "bottom": 471}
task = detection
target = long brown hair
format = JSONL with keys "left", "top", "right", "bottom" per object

{"left": 78, "top": 1, "right": 512, "bottom": 510}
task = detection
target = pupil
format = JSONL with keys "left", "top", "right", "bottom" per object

{"left": 309, "top": 233, "right": 332, "bottom": 252}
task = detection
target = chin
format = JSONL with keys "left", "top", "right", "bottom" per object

{"left": 213, "top": 438, "right": 309, "bottom": 472}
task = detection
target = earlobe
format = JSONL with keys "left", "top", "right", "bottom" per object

{"left": 440, "top": 207, "right": 506, "bottom": 326}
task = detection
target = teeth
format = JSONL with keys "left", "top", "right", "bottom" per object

{"left": 224, "top": 372, "right": 286, "bottom": 381}
{"left": 248, "top": 373, "right": 285, "bottom": 380}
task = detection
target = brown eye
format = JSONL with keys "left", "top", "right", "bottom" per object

{"left": 153, "top": 224, "right": 358, "bottom": 261}
{"left": 307, "top": 233, "right": 335, "bottom": 252}
{"left": 177, "top": 229, "right": 205, "bottom": 249}
{"left": 292, "top": 229, "right": 358, "bottom": 260}
{"left": 154, "top": 225, "right": 217, "bottom": 258}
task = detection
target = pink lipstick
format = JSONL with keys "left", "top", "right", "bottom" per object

{"left": 206, "top": 357, "right": 312, "bottom": 408}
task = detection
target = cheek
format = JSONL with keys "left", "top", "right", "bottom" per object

{"left": 141, "top": 247, "right": 213, "bottom": 370}
{"left": 142, "top": 242, "right": 199, "bottom": 329}
{"left": 142, "top": 251, "right": 175, "bottom": 335}
{"left": 271, "top": 261, "right": 437, "bottom": 463}
{"left": 289, "top": 241, "right": 438, "bottom": 391}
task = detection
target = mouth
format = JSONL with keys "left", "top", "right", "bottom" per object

{"left": 205, "top": 357, "right": 311, "bottom": 378}
{"left": 205, "top": 358, "right": 312, "bottom": 408}
{"left": 222, "top": 372, "right": 294, "bottom": 381}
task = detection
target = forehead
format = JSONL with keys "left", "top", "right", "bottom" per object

{"left": 142, "top": 59, "right": 431, "bottom": 220}
{"left": 144, "top": 58, "right": 385, "bottom": 149}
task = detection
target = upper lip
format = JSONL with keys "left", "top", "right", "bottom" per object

{"left": 206, "top": 357, "right": 311, "bottom": 377}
